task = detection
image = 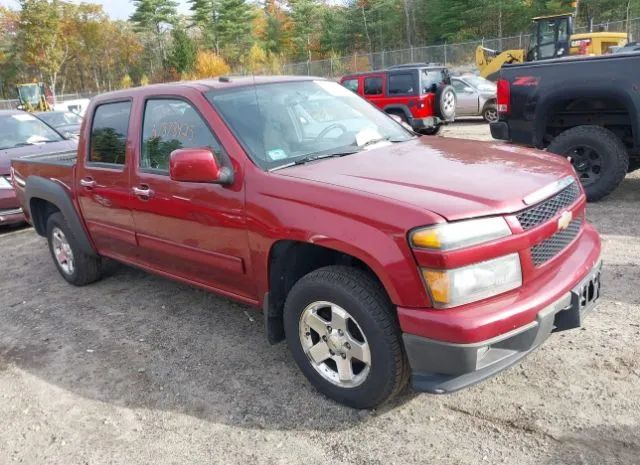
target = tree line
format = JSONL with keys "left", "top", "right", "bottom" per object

{"left": 1, "top": 0, "right": 638, "bottom": 99}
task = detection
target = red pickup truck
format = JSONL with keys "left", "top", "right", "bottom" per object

{"left": 10, "top": 76, "right": 602, "bottom": 409}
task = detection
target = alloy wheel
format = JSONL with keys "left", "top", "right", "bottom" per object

{"left": 52, "top": 227, "right": 75, "bottom": 275}
{"left": 299, "top": 301, "right": 371, "bottom": 388}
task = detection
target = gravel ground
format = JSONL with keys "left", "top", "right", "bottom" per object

{"left": 1, "top": 121, "right": 639, "bottom": 465}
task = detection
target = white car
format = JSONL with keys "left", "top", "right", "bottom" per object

{"left": 451, "top": 75, "right": 497, "bottom": 122}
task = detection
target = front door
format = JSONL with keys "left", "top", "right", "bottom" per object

{"left": 76, "top": 100, "right": 137, "bottom": 259}
{"left": 129, "top": 94, "right": 253, "bottom": 301}
{"left": 363, "top": 74, "right": 386, "bottom": 110}
{"left": 452, "top": 79, "right": 479, "bottom": 116}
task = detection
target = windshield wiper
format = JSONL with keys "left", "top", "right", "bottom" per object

{"left": 293, "top": 150, "right": 359, "bottom": 165}
{"left": 269, "top": 150, "right": 359, "bottom": 171}
{"left": 358, "top": 136, "right": 412, "bottom": 149}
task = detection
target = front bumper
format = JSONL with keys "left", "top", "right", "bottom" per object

{"left": 404, "top": 259, "right": 602, "bottom": 393}
{"left": 0, "top": 188, "right": 25, "bottom": 226}
{"left": 490, "top": 121, "right": 510, "bottom": 141}
{"left": 0, "top": 207, "right": 25, "bottom": 225}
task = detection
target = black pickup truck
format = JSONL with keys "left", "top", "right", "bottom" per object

{"left": 491, "top": 53, "right": 640, "bottom": 201}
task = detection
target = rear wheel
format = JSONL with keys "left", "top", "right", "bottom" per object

{"left": 547, "top": 125, "right": 629, "bottom": 202}
{"left": 283, "top": 266, "right": 408, "bottom": 409}
{"left": 421, "top": 125, "right": 442, "bottom": 136}
{"left": 46, "top": 212, "right": 102, "bottom": 286}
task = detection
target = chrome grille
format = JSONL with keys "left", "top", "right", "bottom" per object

{"left": 517, "top": 182, "right": 581, "bottom": 231}
{"left": 531, "top": 217, "right": 583, "bottom": 267}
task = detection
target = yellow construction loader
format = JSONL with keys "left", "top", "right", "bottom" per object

{"left": 16, "top": 82, "right": 53, "bottom": 112}
{"left": 476, "top": 13, "right": 628, "bottom": 81}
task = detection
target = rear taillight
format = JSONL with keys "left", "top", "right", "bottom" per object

{"left": 497, "top": 79, "right": 510, "bottom": 115}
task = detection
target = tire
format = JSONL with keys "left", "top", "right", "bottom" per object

{"left": 435, "top": 85, "right": 456, "bottom": 122}
{"left": 421, "top": 125, "right": 442, "bottom": 136}
{"left": 547, "top": 125, "right": 629, "bottom": 202}
{"left": 46, "top": 212, "right": 102, "bottom": 286}
{"left": 283, "top": 266, "right": 408, "bottom": 409}
{"left": 482, "top": 105, "right": 498, "bottom": 123}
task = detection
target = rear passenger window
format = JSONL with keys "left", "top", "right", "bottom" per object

{"left": 364, "top": 77, "right": 383, "bottom": 95}
{"left": 342, "top": 79, "right": 359, "bottom": 93}
{"left": 388, "top": 74, "right": 415, "bottom": 95}
{"left": 140, "top": 99, "right": 224, "bottom": 172}
{"left": 89, "top": 101, "right": 131, "bottom": 165}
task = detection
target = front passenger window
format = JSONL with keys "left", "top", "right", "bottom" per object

{"left": 140, "top": 99, "right": 224, "bottom": 172}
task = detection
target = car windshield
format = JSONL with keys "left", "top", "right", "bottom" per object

{"left": 37, "top": 111, "right": 83, "bottom": 128}
{"left": 462, "top": 75, "right": 496, "bottom": 92}
{"left": 0, "top": 113, "right": 63, "bottom": 150}
{"left": 207, "top": 80, "right": 414, "bottom": 170}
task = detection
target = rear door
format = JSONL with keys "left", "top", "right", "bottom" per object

{"left": 128, "top": 92, "right": 254, "bottom": 300}
{"left": 75, "top": 100, "right": 137, "bottom": 258}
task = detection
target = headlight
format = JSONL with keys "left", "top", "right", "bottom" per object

{"left": 422, "top": 253, "right": 522, "bottom": 308}
{"left": 411, "top": 217, "right": 511, "bottom": 251}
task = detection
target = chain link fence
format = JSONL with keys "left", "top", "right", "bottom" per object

{"left": 282, "top": 17, "right": 640, "bottom": 78}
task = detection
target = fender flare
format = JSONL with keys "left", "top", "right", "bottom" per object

{"left": 383, "top": 104, "right": 412, "bottom": 122}
{"left": 533, "top": 86, "right": 639, "bottom": 148}
{"left": 25, "top": 176, "right": 97, "bottom": 256}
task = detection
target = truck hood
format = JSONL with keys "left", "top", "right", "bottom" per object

{"left": 277, "top": 137, "right": 576, "bottom": 221}
{"left": 0, "top": 139, "right": 77, "bottom": 175}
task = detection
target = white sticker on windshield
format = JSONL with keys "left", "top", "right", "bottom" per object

{"left": 267, "top": 149, "right": 288, "bottom": 160}
{"left": 12, "top": 114, "right": 36, "bottom": 122}
{"left": 355, "top": 127, "right": 383, "bottom": 147}
{"left": 315, "top": 80, "right": 354, "bottom": 97}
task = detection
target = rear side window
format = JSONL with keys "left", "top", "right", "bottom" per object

{"left": 388, "top": 73, "right": 415, "bottom": 95}
{"left": 89, "top": 101, "right": 131, "bottom": 165}
{"left": 342, "top": 79, "right": 359, "bottom": 93}
{"left": 364, "top": 77, "right": 383, "bottom": 95}
{"left": 140, "top": 98, "right": 224, "bottom": 173}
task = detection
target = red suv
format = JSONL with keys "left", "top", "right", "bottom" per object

{"left": 341, "top": 63, "right": 456, "bottom": 135}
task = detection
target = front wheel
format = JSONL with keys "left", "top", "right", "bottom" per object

{"left": 547, "top": 125, "right": 629, "bottom": 202}
{"left": 283, "top": 266, "right": 408, "bottom": 409}
{"left": 482, "top": 105, "right": 498, "bottom": 123}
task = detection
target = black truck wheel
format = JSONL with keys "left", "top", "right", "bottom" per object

{"left": 46, "top": 212, "right": 102, "bottom": 286}
{"left": 435, "top": 85, "right": 456, "bottom": 122}
{"left": 283, "top": 266, "right": 408, "bottom": 409}
{"left": 547, "top": 125, "right": 629, "bottom": 202}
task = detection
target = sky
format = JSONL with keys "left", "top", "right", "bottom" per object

{"left": 0, "top": 0, "right": 193, "bottom": 20}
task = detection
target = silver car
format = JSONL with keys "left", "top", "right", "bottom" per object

{"left": 451, "top": 75, "right": 498, "bottom": 122}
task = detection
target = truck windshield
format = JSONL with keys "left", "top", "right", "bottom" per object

{"left": 207, "top": 80, "right": 414, "bottom": 170}
{"left": 0, "top": 113, "right": 64, "bottom": 150}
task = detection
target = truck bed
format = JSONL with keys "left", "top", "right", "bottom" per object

{"left": 13, "top": 149, "right": 77, "bottom": 166}
{"left": 11, "top": 151, "right": 78, "bottom": 220}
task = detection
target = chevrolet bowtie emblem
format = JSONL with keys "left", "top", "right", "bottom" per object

{"left": 558, "top": 210, "right": 573, "bottom": 230}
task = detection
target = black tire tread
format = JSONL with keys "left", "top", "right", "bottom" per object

{"left": 548, "top": 125, "right": 628, "bottom": 202}
{"left": 284, "top": 265, "right": 408, "bottom": 408}
{"left": 46, "top": 212, "right": 102, "bottom": 286}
